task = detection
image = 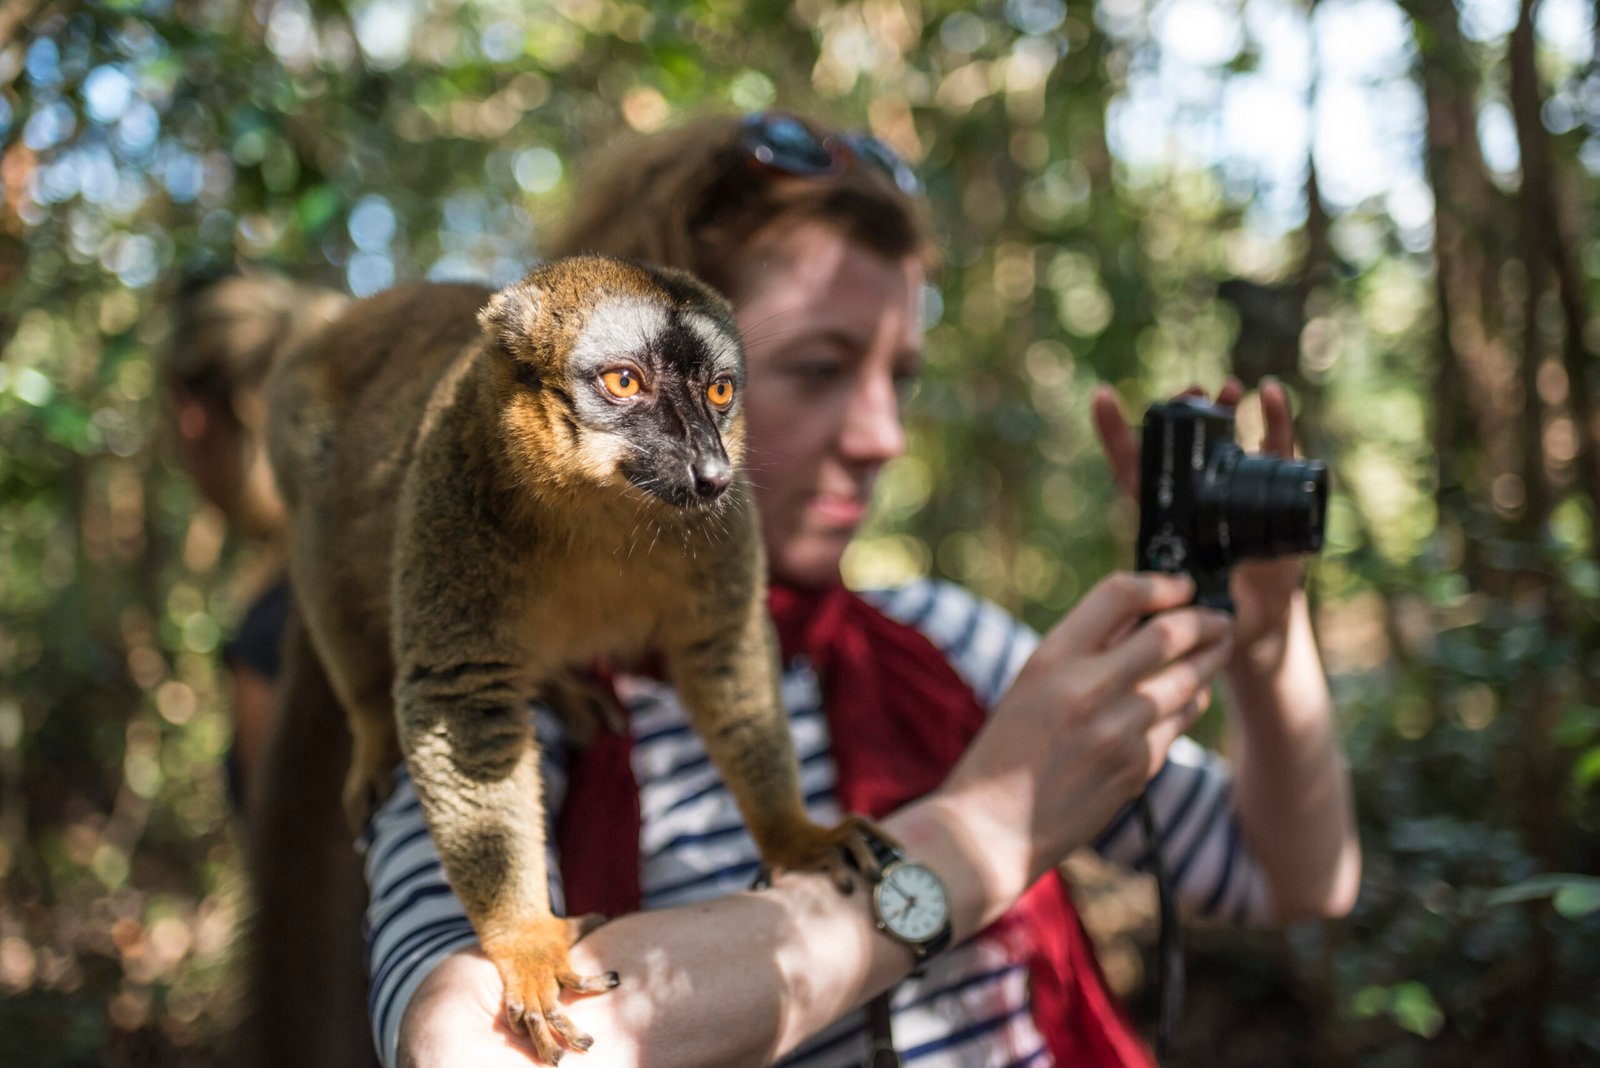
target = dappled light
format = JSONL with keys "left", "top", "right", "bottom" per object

{"left": 1, "top": 0, "right": 1597, "bottom": 1062}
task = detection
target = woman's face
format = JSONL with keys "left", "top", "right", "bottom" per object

{"left": 733, "top": 221, "right": 924, "bottom": 588}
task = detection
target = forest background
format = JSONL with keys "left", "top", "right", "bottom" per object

{"left": 1, "top": 0, "right": 1598, "bottom": 1063}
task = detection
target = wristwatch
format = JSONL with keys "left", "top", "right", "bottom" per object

{"left": 856, "top": 830, "right": 952, "bottom": 964}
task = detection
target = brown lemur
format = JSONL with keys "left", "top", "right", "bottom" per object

{"left": 265, "top": 256, "right": 879, "bottom": 1062}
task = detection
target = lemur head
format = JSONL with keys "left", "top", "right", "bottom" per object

{"left": 479, "top": 256, "right": 746, "bottom": 508}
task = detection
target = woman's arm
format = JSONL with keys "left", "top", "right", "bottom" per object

{"left": 1222, "top": 589, "right": 1360, "bottom": 921}
{"left": 396, "top": 572, "right": 1236, "bottom": 1067}
{"left": 401, "top": 793, "right": 1002, "bottom": 1068}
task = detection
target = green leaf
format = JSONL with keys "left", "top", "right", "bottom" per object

{"left": 1351, "top": 984, "right": 1388, "bottom": 1019}
{"left": 295, "top": 184, "right": 341, "bottom": 236}
{"left": 1566, "top": 559, "right": 1600, "bottom": 598}
{"left": 1552, "top": 884, "right": 1600, "bottom": 919}
{"left": 1391, "top": 981, "right": 1444, "bottom": 1038}
{"left": 43, "top": 404, "right": 92, "bottom": 452}
{"left": 1554, "top": 704, "right": 1600, "bottom": 747}
{"left": 1573, "top": 746, "right": 1600, "bottom": 791}
{"left": 1486, "top": 874, "right": 1600, "bottom": 912}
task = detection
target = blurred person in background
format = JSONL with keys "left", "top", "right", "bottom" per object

{"left": 163, "top": 271, "right": 377, "bottom": 1067}
{"left": 163, "top": 269, "right": 345, "bottom": 810}
{"left": 356, "top": 112, "right": 1360, "bottom": 1068}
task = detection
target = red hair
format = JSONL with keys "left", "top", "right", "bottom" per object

{"left": 546, "top": 113, "right": 935, "bottom": 301}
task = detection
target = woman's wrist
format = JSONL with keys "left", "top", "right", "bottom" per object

{"left": 884, "top": 787, "right": 1033, "bottom": 940}
{"left": 1226, "top": 591, "right": 1327, "bottom": 728}
{"left": 762, "top": 785, "right": 1035, "bottom": 1048}
{"left": 400, "top": 950, "right": 520, "bottom": 1068}
{"left": 1225, "top": 587, "right": 1305, "bottom": 689}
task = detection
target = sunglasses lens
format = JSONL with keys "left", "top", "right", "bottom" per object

{"left": 740, "top": 113, "right": 923, "bottom": 195}
{"left": 745, "top": 114, "right": 837, "bottom": 173}
{"left": 843, "top": 134, "right": 923, "bottom": 196}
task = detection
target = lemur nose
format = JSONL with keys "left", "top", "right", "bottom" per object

{"left": 691, "top": 458, "right": 731, "bottom": 499}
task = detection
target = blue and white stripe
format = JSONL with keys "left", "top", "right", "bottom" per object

{"left": 363, "top": 579, "right": 1269, "bottom": 1065}
{"left": 863, "top": 581, "right": 1036, "bottom": 710}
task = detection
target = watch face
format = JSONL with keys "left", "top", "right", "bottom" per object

{"left": 874, "top": 863, "right": 950, "bottom": 943}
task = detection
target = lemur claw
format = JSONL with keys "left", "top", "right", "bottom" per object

{"left": 489, "top": 913, "right": 616, "bottom": 1063}
{"left": 756, "top": 814, "right": 893, "bottom": 896}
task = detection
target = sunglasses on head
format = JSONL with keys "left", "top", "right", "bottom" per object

{"left": 738, "top": 111, "right": 924, "bottom": 197}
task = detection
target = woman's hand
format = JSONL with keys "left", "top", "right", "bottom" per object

{"left": 1091, "top": 377, "right": 1306, "bottom": 669}
{"left": 399, "top": 951, "right": 542, "bottom": 1068}
{"left": 939, "top": 571, "right": 1235, "bottom": 910}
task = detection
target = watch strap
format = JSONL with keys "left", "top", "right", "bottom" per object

{"left": 861, "top": 829, "right": 903, "bottom": 876}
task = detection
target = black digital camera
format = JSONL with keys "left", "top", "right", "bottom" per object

{"left": 1136, "top": 397, "right": 1328, "bottom": 613}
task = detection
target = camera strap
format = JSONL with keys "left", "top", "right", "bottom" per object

{"left": 1138, "top": 790, "right": 1184, "bottom": 1057}
{"left": 865, "top": 989, "right": 900, "bottom": 1067}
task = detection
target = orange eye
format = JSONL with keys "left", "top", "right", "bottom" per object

{"left": 602, "top": 369, "right": 642, "bottom": 399}
{"left": 707, "top": 379, "right": 734, "bottom": 407}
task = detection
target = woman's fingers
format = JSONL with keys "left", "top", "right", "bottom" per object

{"left": 1259, "top": 377, "right": 1296, "bottom": 455}
{"left": 1047, "top": 572, "right": 1197, "bottom": 655}
{"left": 1090, "top": 386, "right": 1141, "bottom": 500}
{"left": 1113, "top": 604, "right": 1235, "bottom": 687}
{"left": 1087, "top": 633, "right": 1229, "bottom": 790}
{"left": 1136, "top": 632, "right": 1233, "bottom": 739}
{"left": 1097, "top": 607, "right": 1232, "bottom": 694}
{"left": 1140, "top": 694, "right": 1209, "bottom": 779}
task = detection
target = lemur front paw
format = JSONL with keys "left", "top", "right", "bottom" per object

{"left": 485, "top": 913, "right": 617, "bottom": 1064}
{"left": 755, "top": 815, "right": 894, "bottom": 894}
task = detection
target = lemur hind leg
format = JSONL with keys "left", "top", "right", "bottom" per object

{"left": 342, "top": 719, "right": 399, "bottom": 831}
{"left": 540, "top": 668, "right": 627, "bottom": 749}
{"left": 288, "top": 552, "right": 402, "bottom": 830}
{"left": 313, "top": 644, "right": 400, "bottom": 833}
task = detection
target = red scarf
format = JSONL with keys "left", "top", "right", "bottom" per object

{"left": 556, "top": 583, "right": 1153, "bottom": 1067}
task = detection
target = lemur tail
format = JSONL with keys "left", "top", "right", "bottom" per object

{"left": 235, "top": 608, "right": 377, "bottom": 1068}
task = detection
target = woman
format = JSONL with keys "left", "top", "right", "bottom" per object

{"left": 370, "top": 113, "right": 1359, "bottom": 1067}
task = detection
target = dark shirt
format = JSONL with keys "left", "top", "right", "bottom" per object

{"left": 223, "top": 576, "right": 291, "bottom": 681}
{"left": 221, "top": 576, "right": 291, "bottom": 806}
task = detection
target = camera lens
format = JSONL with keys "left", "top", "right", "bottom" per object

{"left": 1201, "top": 451, "right": 1328, "bottom": 562}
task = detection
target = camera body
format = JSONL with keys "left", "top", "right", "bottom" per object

{"left": 1136, "top": 397, "right": 1328, "bottom": 613}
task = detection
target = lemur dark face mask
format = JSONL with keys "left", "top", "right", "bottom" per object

{"left": 490, "top": 276, "right": 748, "bottom": 511}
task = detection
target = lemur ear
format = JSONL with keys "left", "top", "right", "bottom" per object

{"left": 478, "top": 278, "right": 544, "bottom": 355}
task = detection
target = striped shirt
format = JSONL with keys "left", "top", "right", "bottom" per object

{"left": 363, "top": 579, "right": 1272, "bottom": 1066}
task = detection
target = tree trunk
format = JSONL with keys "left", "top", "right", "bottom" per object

{"left": 1506, "top": 1, "right": 1566, "bottom": 1060}
{"left": 1401, "top": 0, "right": 1517, "bottom": 583}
